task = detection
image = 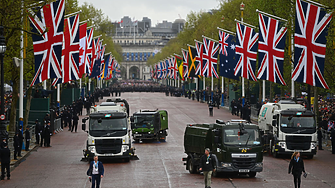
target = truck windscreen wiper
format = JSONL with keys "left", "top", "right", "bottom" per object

{"left": 245, "top": 134, "right": 251, "bottom": 146}
{"left": 100, "top": 132, "right": 117, "bottom": 137}
{"left": 291, "top": 129, "right": 307, "bottom": 134}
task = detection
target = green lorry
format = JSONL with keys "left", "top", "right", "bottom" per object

{"left": 182, "top": 120, "right": 263, "bottom": 177}
{"left": 130, "top": 110, "right": 168, "bottom": 142}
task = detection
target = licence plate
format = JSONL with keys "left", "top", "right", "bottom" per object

{"left": 294, "top": 150, "right": 303, "bottom": 152}
{"left": 239, "top": 169, "right": 250, "bottom": 173}
{"left": 134, "top": 134, "right": 142, "bottom": 137}
{"left": 105, "top": 154, "right": 113, "bottom": 156}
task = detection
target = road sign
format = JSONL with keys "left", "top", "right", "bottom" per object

{"left": 0, "top": 114, "right": 5, "bottom": 120}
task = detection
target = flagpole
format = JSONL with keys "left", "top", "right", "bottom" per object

{"left": 221, "top": 77, "right": 224, "bottom": 106}
{"left": 88, "top": 78, "right": 91, "bottom": 94}
{"left": 203, "top": 77, "right": 206, "bottom": 101}
{"left": 64, "top": 10, "right": 82, "bottom": 18}
{"left": 202, "top": 35, "right": 219, "bottom": 43}
{"left": 290, "top": 4, "right": 295, "bottom": 98}
{"left": 43, "top": 80, "right": 47, "bottom": 90}
{"left": 79, "top": 19, "right": 90, "bottom": 25}
{"left": 240, "top": 2, "right": 245, "bottom": 106}
{"left": 57, "top": 84, "right": 60, "bottom": 107}
{"left": 263, "top": 80, "right": 265, "bottom": 102}
{"left": 256, "top": 9, "right": 288, "bottom": 22}
{"left": 217, "top": 27, "right": 235, "bottom": 35}
{"left": 19, "top": 1, "right": 24, "bottom": 128}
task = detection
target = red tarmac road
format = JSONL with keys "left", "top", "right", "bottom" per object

{"left": 1, "top": 92, "right": 335, "bottom": 188}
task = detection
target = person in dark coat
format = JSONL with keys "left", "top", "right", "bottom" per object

{"left": 17, "top": 127, "right": 23, "bottom": 157}
{"left": 199, "top": 148, "right": 217, "bottom": 188}
{"left": 13, "top": 132, "right": 20, "bottom": 160}
{"left": 35, "top": 119, "right": 41, "bottom": 144}
{"left": 25, "top": 127, "right": 31, "bottom": 151}
{"left": 331, "top": 127, "right": 335, "bottom": 154}
{"left": 317, "top": 126, "right": 323, "bottom": 150}
{"left": 0, "top": 143, "right": 10, "bottom": 180}
{"left": 44, "top": 121, "right": 51, "bottom": 147}
{"left": 40, "top": 121, "right": 46, "bottom": 147}
{"left": 71, "top": 113, "right": 79, "bottom": 132}
{"left": 85, "top": 98, "right": 92, "bottom": 116}
{"left": 87, "top": 155, "right": 104, "bottom": 188}
{"left": 288, "top": 152, "right": 306, "bottom": 188}
{"left": 208, "top": 101, "right": 214, "bottom": 117}
{"left": 231, "top": 100, "right": 236, "bottom": 115}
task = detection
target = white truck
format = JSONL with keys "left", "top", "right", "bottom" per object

{"left": 82, "top": 100, "right": 135, "bottom": 162}
{"left": 258, "top": 99, "right": 317, "bottom": 158}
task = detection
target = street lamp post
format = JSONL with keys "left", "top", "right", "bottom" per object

{"left": 0, "top": 26, "right": 8, "bottom": 140}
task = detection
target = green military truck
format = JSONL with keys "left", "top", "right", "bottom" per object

{"left": 182, "top": 120, "right": 263, "bottom": 177}
{"left": 130, "top": 110, "right": 168, "bottom": 142}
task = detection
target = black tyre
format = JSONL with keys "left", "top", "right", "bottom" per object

{"left": 188, "top": 158, "right": 196, "bottom": 174}
{"left": 249, "top": 172, "right": 257, "bottom": 178}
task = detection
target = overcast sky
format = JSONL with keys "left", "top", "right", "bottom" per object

{"left": 78, "top": 0, "right": 220, "bottom": 25}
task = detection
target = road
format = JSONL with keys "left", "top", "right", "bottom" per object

{"left": 1, "top": 92, "right": 335, "bottom": 188}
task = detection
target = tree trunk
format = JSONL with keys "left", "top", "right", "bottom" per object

{"left": 314, "top": 87, "right": 319, "bottom": 125}
{"left": 269, "top": 82, "right": 273, "bottom": 102}
{"left": 258, "top": 80, "right": 262, "bottom": 103}
{"left": 23, "top": 87, "right": 32, "bottom": 130}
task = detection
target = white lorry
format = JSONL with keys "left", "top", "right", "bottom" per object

{"left": 258, "top": 99, "right": 317, "bottom": 158}
{"left": 82, "top": 99, "right": 134, "bottom": 162}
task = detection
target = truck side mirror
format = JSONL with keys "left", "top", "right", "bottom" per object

{"left": 98, "top": 118, "right": 102, "bottom": 123}
{"left": 273, "top": 115, "right": 277, "bottom": 119}
{"left": 130, "top": 116, "right": 134, "bottom": 122}
{"left": 131, "top": 122, "right": 135, "bottom": 129}
{"left": 82, "top": 123, "right": 86, "bottom": 131}
{"left": 272, "top": 120, "right": 277, "bottom": 127}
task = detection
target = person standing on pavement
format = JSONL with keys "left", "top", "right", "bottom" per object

{"left": 40, "top": 121, "right": 46, "bottom": 147}
{"left": 17, "top": 126, "right": 23, "bottom": 157}
{"left": 288, "top": 152, "right": 306, "bottom": 188}
{"left": 25, "top": 127, "right": 31, "bottom": 151}
{"left": 71, "top": 113, "right": 79, "bottom": 132}
{"left": 35, "top": 119, "right": 41, "bottom": 145}
{"left": 44, "top": 121, "right": 52, "bottom": 147}
{"left": 0, "top": 143, "right": 10, "bottom": 180}
{"left": 199, "top": 148, "right": 217, "bottom": 188}
{"left": 317, "top": 126, "right": 323, "bottom": 150}
{"left": 331, "top": 127, "right": 335, "bottom": 154}
{"left": 13, "top": 132, "right": 20, "bottom": 160}
{"left": 87, "top": 155, "right": 104, "bottom": 188}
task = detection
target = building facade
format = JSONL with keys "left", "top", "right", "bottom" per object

{"left": 112, "top": 17, "right": 185, "bottom": 80}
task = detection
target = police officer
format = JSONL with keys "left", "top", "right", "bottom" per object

{"left": 13, "top": 132, "right": 20, "bottom": 160}
{"left": 44, "top": 121, "right": 51, "bottom": 147}
{"left": 40, "top": 121, "right": 46, "bottom": 147}
{"left": 25, "top": 126, "right": 31, "bottom": 151}
{"left": 71, "top": 113, "right": 79, "bottom": 132}
{"left": 317, "top": 126, "right": 323, "bottom": 150}
{"left": 208, "top": 101, "right": 214, "bottom": 117}
{"left": 17, "top": 127, "right": 23, "bottom": 157}
{"left": 0, "top": 143, "right": 10, "bottom": 180}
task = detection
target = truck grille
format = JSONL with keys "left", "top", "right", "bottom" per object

{"left": 232, "top": 158, "right": 256, "bottom": 169}
{"left": 286, "top": 136, "right": 311, "bottom": 150}
{"left": 95, "top": 139, "right": 122, "bottom": 154}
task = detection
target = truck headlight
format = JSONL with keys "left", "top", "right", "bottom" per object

{"left": 255, "top": 163, "right": 263, "bottom": 168}
{"left": 148, "top": 132, "right": 151, "bottom": 134}
{"left": 279, "top": 142, "right": 286, "bottom": 149}
{"left": 123, "top": 145, "right": 129, "bottom": 152}
{"left": 221, "top": 163, "right": 232, "bottom": 168}
{"left": 92, "top": 139, "right": 94, "bottom": 144}
{"left": 311, "top": 143, "right": 316, "bottom": 150}
{"left": 88, "top": 146, "right": 95, "bottom": 153}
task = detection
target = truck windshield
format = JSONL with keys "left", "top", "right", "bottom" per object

{"left": 280, "top": 116, "right": 315, "bottom": 128}
{"left": 89, "top": 118, "right": 127, "bottom": 131}
{"left": 224, "top": 129, "right": 261, "bottom": 146}
{"left": 133, "top": 115, "right": 155, "bottom": 128}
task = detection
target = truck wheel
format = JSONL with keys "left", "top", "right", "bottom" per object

{"left": 134, "top": 139, "right": 139, "bottom": 143}
{"left": 188, "top": 158, "right": 196, "bottom": 174}
{"left": 248, "top": 172, "right": 256, "bottom": 178}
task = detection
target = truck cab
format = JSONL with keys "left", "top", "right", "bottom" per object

{"left": 258, "top": 100, "right": 317, "bottom": 158}
{"left": 131, "top": 110, "right": 168, "bottom": 142}
{"left": 82, "top": 99, "right": 132, "bottom": 162}
{"left": 183, "top": 120, "right": 263, "bottom": 177}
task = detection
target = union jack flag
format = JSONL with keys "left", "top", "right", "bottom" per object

{"left": 293, "top": 0, "right": 332, "bottom": 89}
{"left": 99, "top": 45, "right": 106, "bottom": 78}
{"left": 79, "top": 24, "right": 93, "bottom": 77}
{"left": 62, "top": 14, "right": 80, "bottom": 83}
{"left": 28, "top": 0, "right": 65, "bottom": 86}
{"left": 194, "top": 41, "right": 204, "bottom": 76}
{"left": 89, "top": 37, "right": 100, "bottom": 76}
{"left": 257, "top": 13, "right": 287, "bottom": 85}
{"left": 182, "top": 49, "right": 189, "bottom": 78}
{"left": 161, "top": 61, "right": 167, "bottom": 79}
{"left": 202, "top": 38, "right": 220, "bottom": 78}
{"left": 234, "top": 22, "right": 259, "bottom": 81}
{"left": 165, "top": 59, "right": 170, "bottom": 79}
{"left": 169, "top": 56, "right": 178, "bottom": 79}
{"left": 168, "top": 57, "right": 175, "bottom": 79}
{"left": 90, "top": 40, "right": 102, "bottom": 78}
